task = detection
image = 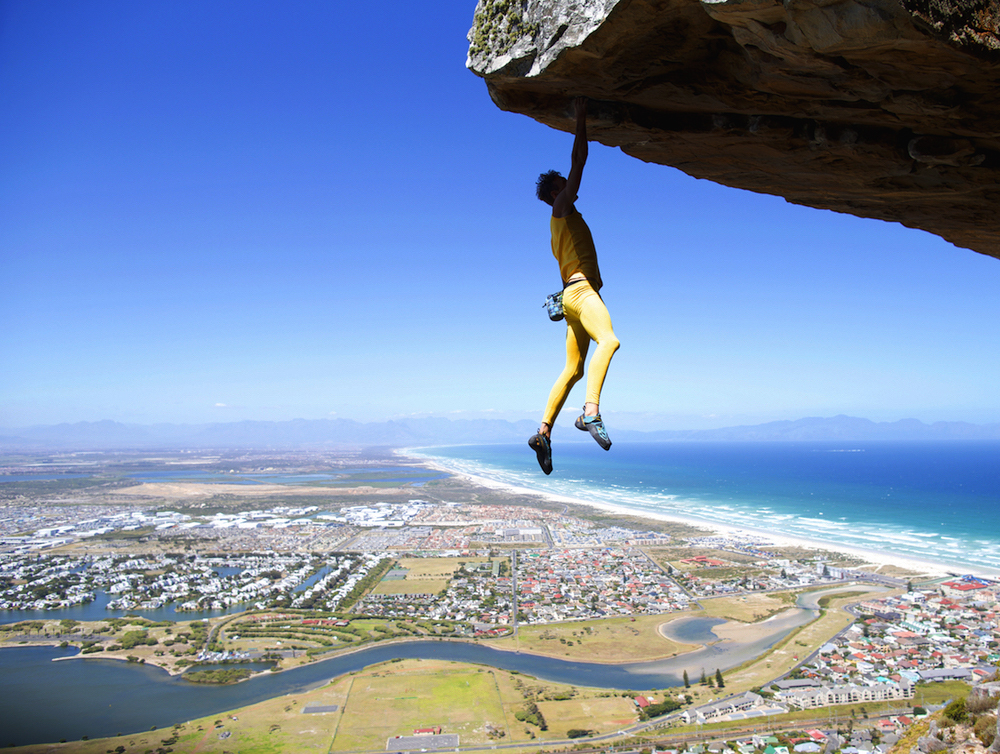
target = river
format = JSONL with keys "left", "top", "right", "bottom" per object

{"left": 0, "top": 585, "right": 875, "bottom": 747}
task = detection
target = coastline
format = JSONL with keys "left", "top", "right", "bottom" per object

{"left": 401, "top": 447, "right": 999, "bottom": 580}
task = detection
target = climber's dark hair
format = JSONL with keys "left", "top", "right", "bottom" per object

{"left": 535, "top": 170, "right": 563, "bottom": 205}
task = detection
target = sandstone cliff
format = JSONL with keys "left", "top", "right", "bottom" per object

{"left": 466, "top": 0, "right": 1000, "bottom": 258}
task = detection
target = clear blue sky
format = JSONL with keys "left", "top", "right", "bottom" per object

{"left": 2, "top": 0, "right": 998, "bottom": 431}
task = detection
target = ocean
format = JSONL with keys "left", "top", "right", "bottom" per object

{"left": 408, "top": 441, "right": 1000, "bottom": 575}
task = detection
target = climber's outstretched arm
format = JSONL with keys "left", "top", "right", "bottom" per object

{"left": 553, "top": 97, "right": 588, "bottom": 218}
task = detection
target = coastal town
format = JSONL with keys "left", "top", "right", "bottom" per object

{"left": 1, "top": 498, "right": 893, "bottom": 620}
{"left": 1, "top": 451, "right": 998, "bottom": 754}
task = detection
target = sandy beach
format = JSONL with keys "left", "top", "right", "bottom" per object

{"left": 402, "top": 448, "right": 998, "bottom": 580}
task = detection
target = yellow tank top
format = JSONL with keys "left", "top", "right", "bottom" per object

{"left": 550, "top": 210, "right": 602, "bottom": 290}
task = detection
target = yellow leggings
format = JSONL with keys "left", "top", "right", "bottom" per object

{"left": 542, "top": 280, "right": 620, "bottom": 427}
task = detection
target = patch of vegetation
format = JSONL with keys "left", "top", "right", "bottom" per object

{"left": 640, "top": 698, "right": 682, "bottom": 719}
{"left": 974, "top": 713, "right": 997, "bottom": 747}
{"left": 469, "top": 0, "right": 539, "bottom": 57}
{"left": 184, "top": 667, "right": 252, "bottom": 684}
{"left": 817, "top": 591, "right": 863, "bottom": 608}
{"left": 338, "top": 558, "right": 393, "bottom": 611}
{"left": 514, "top": 700, "right": 547, "bottom": 730}
{"left": 119, "top": 630, "right": 158, "bottom": 649}
{"left": 943, "top": 697, "right": 967, "bottom": 723}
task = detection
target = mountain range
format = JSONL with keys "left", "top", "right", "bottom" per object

{"left": 1, "top": 415, "right": 999, "bottom": 450}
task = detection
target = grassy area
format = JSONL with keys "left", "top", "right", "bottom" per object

{"left": 374, "top": 578, "right": 449, "bottom": 595}
{"left": 536, "top": 696, "right": 638, "bottom": 739}
{"left": 817, "top": 590, "right": 869, "bottom": 608}
{"left": 371, "top": 556, "right": 501, "bottom": 596}
{"left": 396, "top": 556, "right": 495, "bottom": 578}
{"left": 699, "top": 591, "right": 799, "bottom": 622}
{"left": 221, "top": 615, "right": 463, "bottom": 662}
{"left": 489, "top": 612, "right": 698, "bottom": 662}
{"left": 333, "top": 663, "right": 507, "bottom": 749}
{"left": 913, "top": 680, "right": 972, "bottom": 706}
{"left": 646, "top": 546, "right": 763, "bottom": 567}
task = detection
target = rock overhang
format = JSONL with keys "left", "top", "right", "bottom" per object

{"left": 467, "top": 0, "right": 1000, "bottom": 258}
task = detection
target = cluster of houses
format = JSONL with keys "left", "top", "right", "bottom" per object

{"left": 516, "top": 548, "right": 690, "bottom": 622}
{"left": 657, "top": 580, "right": 998, "bottom": 739}
{"left": 358, "top": 558, "right": 512, "bottom": 623}
{"left": 355, "top": 546, "right": 692, "bottom": 625}
{"left": 640, "top": 580, "right": 998, "bottom": 749}
{"left": 0, "top": 551, "right": 343, "bottom": 612}
{"left": 674, "top": 556, "right": 901, "bottom": 598}
{"left": 795, "top": 583, "right": 1000, "bottom": 694}
{"left": 656, "top": 725, "right": 918, "bottom": 754}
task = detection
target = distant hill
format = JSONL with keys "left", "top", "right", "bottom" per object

{"left": 1, "top": 414, "right": 999, "bottom": 450}
{"left": 630, "top": 415, "right": 1000, "bottom": 442}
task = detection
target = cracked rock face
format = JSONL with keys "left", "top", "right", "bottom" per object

{"left": 467, "top": 0, "right": 1000, "bottom": 258}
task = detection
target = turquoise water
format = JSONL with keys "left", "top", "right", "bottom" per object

{"left": 409, "top": 441, "right": 1000, "bottom": 573}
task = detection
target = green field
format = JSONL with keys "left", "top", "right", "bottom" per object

{"left": 373, "top": 578, "right": 450, "bottom": 595}
{"left": 371, "top": 556, "right": 502, "bottom": 596}
{"left": 332, "top": 664, "right": 508, "bottom": 749}
{"left": 536, "top": 696, "right": 640, "bottom": 738}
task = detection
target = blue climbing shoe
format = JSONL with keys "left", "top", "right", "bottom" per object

{"left": 575, "top": 412, "right": 612, "bottom": 450}
{"left": 528, "top": 432, "right": 553, "bottom": 475}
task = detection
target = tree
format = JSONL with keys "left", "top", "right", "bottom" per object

{"left": 700, "top": 669, "right": 707, "bottom": 685}
{"left": 715, "top": 669, "right": 724, "bottom": 688}
{"left": 943, "top": 698, "right": 967, "bottom": 724}
{"left": 683, "top": 669, "right": 690, "bottom": 688}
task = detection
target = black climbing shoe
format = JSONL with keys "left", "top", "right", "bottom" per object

{"left": 528, "top": 432, "right": 553, "bottom": 475}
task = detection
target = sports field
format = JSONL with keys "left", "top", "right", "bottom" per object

{"left": 535, "top": 696, "right": 640, "bottom": 738}
{"left": 371, "top": 556, "right": 502, "bottom": 596}
{"left": 332, "top": 661, "right": 509, "bottom": 749}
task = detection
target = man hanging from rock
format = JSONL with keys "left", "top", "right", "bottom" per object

{"left": 529, "top": 96, "right": 621, "bottom": 475}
